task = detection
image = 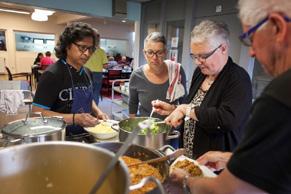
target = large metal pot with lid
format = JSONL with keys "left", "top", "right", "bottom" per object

{"left": 0, "top": 142, "right": 130, "bottom": 194}
{"left": 0, "top": 112, "right": 66, "bottom": 147}
{"left": 112, "top": 117, "right": 180, "bottom": 149}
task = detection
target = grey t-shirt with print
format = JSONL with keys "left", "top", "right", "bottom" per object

{"left": 129, "top": 65, "right": 186, "bottom": 119}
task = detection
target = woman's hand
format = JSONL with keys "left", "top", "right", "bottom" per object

{"left": 170, "top": 167, "right": 190, "bottom": 184}
{"left": 75, "top": 113, "right": 98, "bottom": 127}
{"left": 164, "top": 104, "right": 187, "bottom": 127}
{"left": 197, "top": 151, "right": 232, "bottom": 171}
{"left": 97, "top": 112, "right": 109, "bottom": 120}
{"left": 151, "top": 99, "right": 176, "bottom": 116}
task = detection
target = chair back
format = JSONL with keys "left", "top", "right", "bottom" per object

{"left": 5, "top": 66, "right": 13, "bottom": 80}
{"left": 108, "top": 70, "right": 121, "bottom": 79}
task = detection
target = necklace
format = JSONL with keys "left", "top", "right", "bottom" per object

{"left": 205, "top": 79, "right": 214, "bottom": 86}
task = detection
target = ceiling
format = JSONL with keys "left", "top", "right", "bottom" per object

{"left": 0, "top": 1, "right": 136, "bottom": 26}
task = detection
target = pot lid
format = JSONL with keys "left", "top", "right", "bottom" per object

{"left": 2, "top": 117, "right": 65, "bottom": 137}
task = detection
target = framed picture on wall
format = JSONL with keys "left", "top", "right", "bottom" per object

{"left": 14, "top": 31, "right": 55, "bottom": 52}
{"left": 0, "top": 30, "right": 7, "bottom": 51}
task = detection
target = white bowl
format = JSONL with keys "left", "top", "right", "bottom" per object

{"left": 85, "top": 120, "right": 118, "bottom": 140}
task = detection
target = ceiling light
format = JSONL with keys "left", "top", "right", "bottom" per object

{"left": 0, "top": 8, "right": 30, "bottom": 15}
{"left": 31, "top": 9, "right": 55, "bottom": 22}
{"left": 121, "top": 19, "right": 126, "bottom": 23}
{"left": 34, "top": 9, "right": 55, "bottom": 16}
{"left": 31, "top": 12, "right": 48, "bottom": 21}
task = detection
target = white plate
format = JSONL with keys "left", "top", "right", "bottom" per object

{"left": 85, "top": 120, "right": 119, "bottom": 140}
{"left": 170, "top": 155, "right": 217, "bottom": 178}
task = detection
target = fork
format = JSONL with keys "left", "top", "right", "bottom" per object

{"left": 149, "top": 108, "right": 155, "bottom": 118}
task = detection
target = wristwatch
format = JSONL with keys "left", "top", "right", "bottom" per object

{"left": 183, "top": 175, "right": 191, "bottom": 193}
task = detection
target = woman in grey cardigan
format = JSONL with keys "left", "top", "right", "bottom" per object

{"left": 152, "top": 20, "right": 252, "bottom": 159}
{"left": 129, "top": 32, "right": 186, "bottom": 119}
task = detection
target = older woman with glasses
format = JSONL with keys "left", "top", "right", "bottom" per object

{"left": 129, "top": 32, "right": 187, "bottom": 119}
{"left": 152, "top": 20, "right": 252, "bottom": 159}
{"left": 170, "top": 0, "right": 291, "bottom": 193}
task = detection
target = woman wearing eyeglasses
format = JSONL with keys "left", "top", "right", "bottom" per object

{"left": 152, "top": 20, "right": 252, "bottom": 159}
{"left": 128, "top": 32, "right": 187, "bottom": 119}
{"left": 32, "top": 22, "right": 108, "bottom": 141}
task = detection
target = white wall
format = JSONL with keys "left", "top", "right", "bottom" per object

{"left": 0, "top": 11, "right": 135, "bottom": 73}
{"left": 0, "top": 12, "right": 64, "bottom": 73}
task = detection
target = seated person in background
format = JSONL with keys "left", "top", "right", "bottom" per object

{"left": 32, "top": 52, "right": 44, "bottom": 82}
{"left": 118, "top": 55, "right": 130, "bottom": 68}
{"left": 124, "top": 57, "right": 133, "bottom": 72}
{"left": 115, "top": 53, "right": 122, "bottom": 63}
{"left": 33, "top": 52, "right": 44, "bottom": 66}
{"left": 129, "top": 32, "right": 187, "bottom": 120}
{"left": 40, "top": 51, "right": 55, "bottom": 70}
{"left": 107, "top": 56, "right": 118, "bottom": 69}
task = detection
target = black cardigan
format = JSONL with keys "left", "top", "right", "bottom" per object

{"left": 184, "top": 57, "right": 252, "bottom": 158}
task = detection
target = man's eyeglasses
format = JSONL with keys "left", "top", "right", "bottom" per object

{"left": 73, "top": 42, "right": 96, "bottom": 53}
{"left": 144, "top": 49, "right": 165, "bottom": 58}
{"left": 190, "top": 44, "right": 222, "bottom": 62}
{"left": 239, "top": 15, "right": 291, "bottom": 47}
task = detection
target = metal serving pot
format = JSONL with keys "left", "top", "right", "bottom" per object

{"left": 0, "top": 113, "right": 66, "bottom": 147}
{"left": 94, "top": 142, "right": 168, "bottom": 193}
{"left": 112, "top": 117, "right": 180, "bottom": 149}
{"left": 0, "top": 142, "right": 130, "bottom": 194}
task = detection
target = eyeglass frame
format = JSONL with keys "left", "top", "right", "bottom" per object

{"left": 190, "top": 44, "right": 222, "bottom": 62}
{"left": 239, "top": 15, "right": 291, "bottom": 47}
{"left": 73, "top": 42, "right": 96, "bottom": 54}
{"left": 144, "top": 49, "right": 166, "bottom": 58}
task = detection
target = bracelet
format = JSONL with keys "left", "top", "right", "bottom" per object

{"left": 72, "top": 113, "right": 75, "bottom": 125}
{"left": 183, "top": 175, "right": 190, "bottom": 192}
{"left": 185, "top": 104, "right": 195, "bottom": 121}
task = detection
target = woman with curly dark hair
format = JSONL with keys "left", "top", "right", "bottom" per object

{"left": 32, "top": 22, "right": 108, "bottom": 139}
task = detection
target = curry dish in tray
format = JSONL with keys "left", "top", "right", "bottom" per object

{"left": 173, "top": 159, "right": 203, "bottom": 177}
{"left": 121, "top": 156, "right": 163, "bottom": 194}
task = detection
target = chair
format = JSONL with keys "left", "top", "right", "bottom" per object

{"left": 5, "top": 66, "right": 32, "bottom": 89}
{"left": 31, "top": 65, "right": 41, "bottom": 87}
{"left": 101, "top": 70, "right": 122, "bottom": 96}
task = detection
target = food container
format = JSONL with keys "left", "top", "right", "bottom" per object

{"left": 170, "top": 155, "right": 217, "bottom": 177}
{"left": 94, "top": 142, "right": 168, "bottom": 193}
{"left": 0, "top": 142, "right": 129, "bottom": 194}
{"left": 0, "top": 112, "right": 66, "bottom": 147}
{"left": 112, "top": 117, "right": 180, "bottom": 149}
{"left": 85, "top": 120, "right": 119, "bottom": 140}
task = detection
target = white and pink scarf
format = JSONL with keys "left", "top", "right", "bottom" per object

{"left": 165, "top": 60, "right": 185, "bottom": 102}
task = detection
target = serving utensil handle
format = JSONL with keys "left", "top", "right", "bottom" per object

{"left": 128, "top": 148, "right": 185, "bottom": 167}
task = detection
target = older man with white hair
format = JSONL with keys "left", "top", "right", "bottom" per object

{"left": 170, "top": 0, "right": 291, "bottom": 193}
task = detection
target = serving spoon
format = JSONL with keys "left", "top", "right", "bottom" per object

{"left": 128, "top": 148, "right": 185, "bottom": 167}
